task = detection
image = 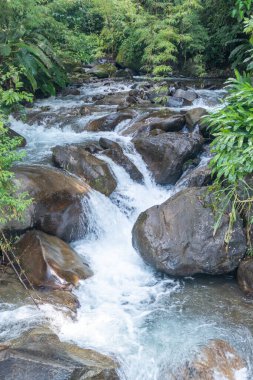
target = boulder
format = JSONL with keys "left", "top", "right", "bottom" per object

{"left": 173, "top": 340, "right": 247, "bottom": 380}
{"left": 123, "top": 115, "right": 185, "bottom": 137}
{"left": 14, "top": 230, "right": 93, "bottom": 289}
{"left": 84, "top": 112, "right": 133, "bottom": 132}
{"left": 0, "top": 268, "right": 79, "bottom": 314}
{"left": 166, "top": 96, "right": 184, "bottom": 108}
{"left": 174, "top": 89, "right": 197, "bottom": 104}
{"left": 185, "top": 107, "right": 209, "bottom": 136}
{"left": 237, "top": 257, "right": 253, "bottom": 296}
{"left": 133, "top": 132, "right": 203, "bottom": 184}
{"left": 99, "top": 138, "right": 144, "bottom": 183}
{"left": 5, "top": 165, "right": 89, "bottom": 242}
{"left": 0, "top": 327, "right": 119, "bottom": 380}
{"left": 52, "top": 144, "right": 117, "bottom": 196}
{"left": 176, "top": 164, "right": 212, "bottom": 188}
{"left": 132, "top": 187, "right": 247, "bottom": 276}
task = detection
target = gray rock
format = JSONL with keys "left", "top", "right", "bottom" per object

{"left": 132, "top": 187, "right": 247, "bottom": 276}
{"left": 133, "top": 132, "right": 203, "bottom": 184}
{"left": 176, "top": 164, "right": 212, "bottom": 188}
{"left": 174, "top": 89, "right": 197, "bottom": 103}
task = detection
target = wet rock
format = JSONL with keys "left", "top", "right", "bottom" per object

{"left": 176, "top": 164, "right": 212, "bottom": 188}
{"left": 123, "top": 115, "right": 185, "bottom": 137}
{"left": 95, "top": 93, "right": 130, "bottom": 106}
{"left": 237, "top": 257, "right": 253, "bottom": 296}
{"left": 174, "top": 89, "right": 197, "bottom": 104}
{"left": 166, "top": 96, "right": 185, "bottom": 108}
{"left": 185, "top": 107, "right": 209, "bottom": 136}
{"left": 0, "top": 267, "right": 79, "bottom": 314}
{"left": 84, "top": 112, "right": 133, "bottom": 132}
{"left": 173, "top": 340, "right": 247, "bottom": 380}
{"left": 52, "top": 144, "right": 117, "bottom": 196}
{"left": 0, "top": 327, "right": 120, "bottom": 380}
{"left": 133, "top": 132, "right": 203, "bottom": 184}
{"left": 14, "top": 230, "right": 93, "bottom": 289}
{"left": 99, "top": 138, "right": 144, "bottom": 183}
{"left": 5, "top": 165, "right": 89, "bottom": 242}
{"left": 132, "top": 187, "right": 247, "bottom": 276}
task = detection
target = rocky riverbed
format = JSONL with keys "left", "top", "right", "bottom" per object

{"left": 0, "top": 76, "right": 253, "bottom": 380}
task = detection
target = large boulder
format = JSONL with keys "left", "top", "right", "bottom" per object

{"left": 0, "top": 327, "right": 119, "bottom": 380}
{"left": 84, "top": 112, "right": 133, "bottom": 132}
{"left": 5, "top": 165, "right": 89, "bottom": 242}
{"left": 132, "top": 187, "right": 247, "bottom": 276}
{"left": 174, "top": 89, "right": 197, "bottom": 104}
{"left": 52, "top": 144, "right": 117, "bottom": 196}
{"left": 99, "top": 138, "right": 144, "bottom": 183}
{"left": 173, "top": 340, "right": 247, "bottom": 380}
{"left": 133, "top": 132, "right": 203, "bottom": 184}
{"left": 14, "top": 230, "right": 93, "bottom": 289}
{"left": 6, "top": 128, "right": 27, "bottom": 147}
{"left": 237, "top": 257, "right": 253, "bottom": 296}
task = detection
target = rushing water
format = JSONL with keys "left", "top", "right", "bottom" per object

{"left": 3, "top": 80, "right": 253, "bottom": 379}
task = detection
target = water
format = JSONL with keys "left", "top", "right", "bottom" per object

{"left": 3, "top": 80, "right": 253, "bottom": 379}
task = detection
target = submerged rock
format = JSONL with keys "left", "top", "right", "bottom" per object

{"left": 52, "top": 144, "right": 117, "bottom": 196}
{"left": 133, "top": 132, "right": 203, "bottom": 184}
{"left": 5, "top": 165, "right": 89, "bottom": 242}
{"left": 237, "top": 257, "right": 253, "bottom": 296}
{"left": 14, "top": 230, "right": 93, "bottom": 289}
{"left": 0, "top": 327, "right": 120, "bottom": 380}
{"left": 173, "top": 339, "right": 247, "bottom": 380}
{"left": 99, "top": 137, "right": 144, "bottom": 183}
{"left": 132, "top": 187, "right": 247, "bottom": 276}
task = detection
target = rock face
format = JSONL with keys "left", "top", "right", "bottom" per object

{"left": 85, "top": 112, "right": 133, "bottom": 132}
{"left": 6, "top": 165, "right": 89, "bottom": 242}
{"left": 132, "top": 187, "right": 247, "bottom": 276}
{"left": 237, "top": 257, "right": 253, "bottom": 296}
{"left": 99, "top": 137, "right": 144, "bottom": 183}
{"left": 133, "top": 132, "right": 203, "bottom": 184}
{"left": 0, "top": 327, "right": 120, "bottom": 380}
{"left": 173, "top": 340, "right": 247, "bottom": 380}
{"left": 52, "top": 144, "right": 117, "bottom": 196}
{"left": 14, "top": 230, "right": 93, "bottom": 289}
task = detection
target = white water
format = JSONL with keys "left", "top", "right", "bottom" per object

{"left": 3, "top": 81, "right": 253, "bottom": 379}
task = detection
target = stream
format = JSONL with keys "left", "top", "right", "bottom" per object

{"left": 3, "top": 79, "right": 253, "bottom": 379}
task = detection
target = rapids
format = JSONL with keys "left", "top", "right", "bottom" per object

{"left": 2, "top": 80, "right": 253, "bottom": 379}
